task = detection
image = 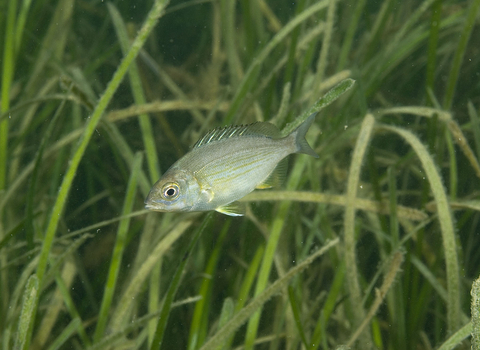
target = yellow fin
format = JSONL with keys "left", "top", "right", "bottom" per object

{"left": 256, "top": 158, "right": 288, "bottom": 189}
{"left": 215, "top": 201, "right": 246, "bottom": 216}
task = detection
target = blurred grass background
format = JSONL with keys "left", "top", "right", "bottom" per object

{"left": 1, "top": 0, "right": 480, "bottom": 349}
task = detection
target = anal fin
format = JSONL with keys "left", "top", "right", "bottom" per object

{"left": 215, "top": 201, "right": 246, "bottom": 216}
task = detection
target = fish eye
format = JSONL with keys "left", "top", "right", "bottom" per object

{"left": 162, "top": 183, "right": 180, "bottom": 200}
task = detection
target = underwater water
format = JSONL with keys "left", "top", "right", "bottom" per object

{"left": 1, "top": 0, "right": 480, "bottom": 349}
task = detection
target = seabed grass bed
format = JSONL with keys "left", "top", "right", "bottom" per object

{"left": 1, "top": 0, "right": 480, "bottom": 349}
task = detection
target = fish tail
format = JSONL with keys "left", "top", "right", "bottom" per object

{"left": 293, "top": 113, "right": 319, "bottom": 158}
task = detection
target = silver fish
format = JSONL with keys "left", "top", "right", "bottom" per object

{"left": 145, "top": 113, "right": 318, "bottom": 216}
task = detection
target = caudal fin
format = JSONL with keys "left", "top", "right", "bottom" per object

{"left": 293, "top": 113, "right": 319, "bottom": 158}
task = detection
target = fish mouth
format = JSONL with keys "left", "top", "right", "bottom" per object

{"left": 144, "top": 195, "right": 161, "bottom": 210}
{"left": 144, "top": 202, "right": 166, "bottom": 211}
{"left": 144, "top": 201, "right": 192, "bottom": 213}
{"left": 144, "top": 190, "right": 158, "bottom": 207}
{"left": 144, "top": 203, "right": 155, "bottom": 210}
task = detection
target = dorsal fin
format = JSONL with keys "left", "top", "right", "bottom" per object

{"left": 193, "top": 122, "right": 281, "bottom": 149}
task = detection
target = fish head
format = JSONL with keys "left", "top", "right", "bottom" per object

{"left": 144, "top": 169, "right": 202, "bottom": 212}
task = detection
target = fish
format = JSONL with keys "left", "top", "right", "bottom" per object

{"left": 145, "top": 113, "right": 319, "bottom": 216}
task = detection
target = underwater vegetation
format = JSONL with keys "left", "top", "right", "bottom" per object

{"left": 1, "top": 0, "right": 480, "bottom": 349}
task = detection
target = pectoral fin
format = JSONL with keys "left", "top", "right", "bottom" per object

{"left": 201, "top": 187, "right": 214, "bottom": 203}
{"left": 215, "top": 201, "right": 246, "bottom": 216}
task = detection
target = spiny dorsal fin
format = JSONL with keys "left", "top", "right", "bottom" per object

{"left": 193, "top": 122, "right": 281, "bottom": 149}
